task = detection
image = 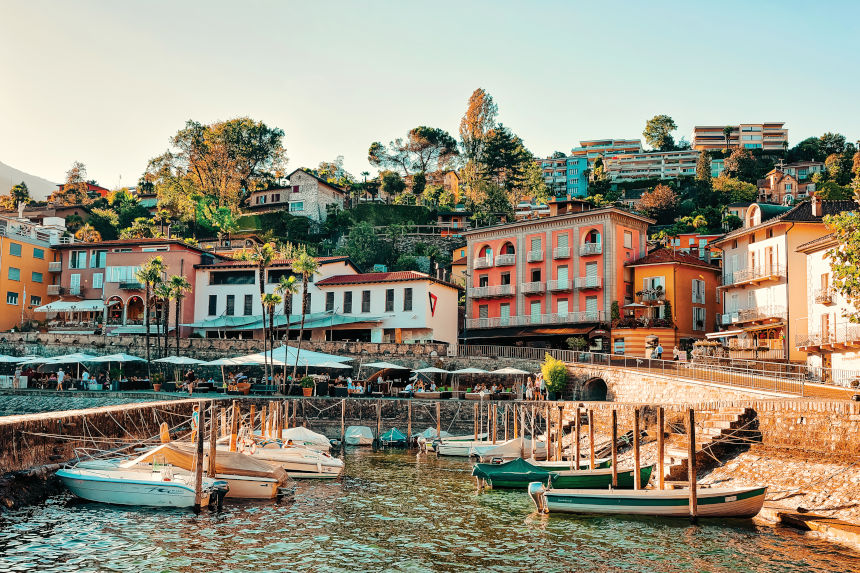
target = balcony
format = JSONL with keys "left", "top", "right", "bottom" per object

{"left": 69, "top": 286, "right": 81, "bottom": 296}
{"left": 521, "top": 281, "right": 546, "bottom": 294}
{"left": 495, "top": 254, "right": 516, "bottom": 266}
{"left": 638, "top": 290, "right": 665, "bottom": 304}
{"left": 47, "top": 285, "right": 62, "bottom": 296}
{"left": 474, "top": 256, "right": 493, "bottom": 270}
{"left": 470, "top": 284, "right": 515, "bottom": 298}
{"left": 48, "top": 261, "right": 62, "bottom": 272}
{"left": 527, "top": 250, "right": 544, "bottom": 262}
{"left": 574, "top": 276, "right": 602, "bottom": 289}
{"left": 729, "top": 339, "right": 783, "bottom": 351}
{"left": 580, "top": 243, "right": 602, "bottom": 256}
{"left": 466, "top": 310, "right": 610, "bottom": 329}
{"left": 721, "top": 305, "right": 786, "bottom": 325}
{"left": 119, "top": 281, "right": 144, "bottom": 290}
{"left": 721, "top": 264, "right": 785, "bottom": 287}
{"left": 553, "top": 247, "right": 570, "bottom": 259}
{"left": 796, "top": 324, "right": 860, "bottom": 351}
{"left": 814, "top": 288, "right": 835, "bottom": 305}
{"left": 547, "top": 279, "right": 572, "bottom": 292}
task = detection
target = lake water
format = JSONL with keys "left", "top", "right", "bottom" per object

{"left": 0, "top": 449, "right": 858, "bottom": 572}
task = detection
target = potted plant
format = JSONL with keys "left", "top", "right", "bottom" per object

{"left": 541, "top": 353, "right": 568, "bottom": 401}
{"left": 151, "top": 372, "right": 165, "bottom": 392}
{"left": 301, "top": 376, "right": 314, "bottom": 397}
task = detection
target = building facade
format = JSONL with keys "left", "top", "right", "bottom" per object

{"left": 570, "top": 139, "right": 643, "bottom": 164}
{"left": 537, "top": 156, "right": 589, "bottom": 197}
{"left": 757, "top": 161, "right": 823, "bottom": 205}
{"left": 604, "top": 149, "right": 699, "bottom": 181}
{"left": 692, "top": 123, "right": 788, "bottom": 151}
{"left": 462, "top": 207, "right": 654, "bottom": 349}
{"left": 246, "top": 169, "right": 346, "bottom": 222}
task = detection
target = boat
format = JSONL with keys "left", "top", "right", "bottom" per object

{"left": 379, "top": 428, "right": 408, "bottom": 447}
{"left": 473, "top": 459, "right": 652, "bottom": 490}
{"left": 226, "top": 443, "right": 344, "bottom": 479}
{"left": 345, "top": 426, "right": 374, "bottom": 446}
{"left": 530, "top": 458, "right": 612, "bottom": 470}
{"left": 131, "top": 443, "right": 292, "bottom": 500}
{"left": 277, "top": 426, "right": 332, "bottom": 452}
{"left": 425, "top": 432, "right": 483, "bottom": 452}
{"left": 56, "top": 462, "right": 228, "bottom": 508}
{"left": 469, "top": 438, "right": 547, "bottom": 462}
{"left": 529, "top": 484, "right": 768, "bottom": 518}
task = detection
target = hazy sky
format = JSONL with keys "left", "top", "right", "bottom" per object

{"left": 2, "top": 0, "right": 858, "bottom": 188}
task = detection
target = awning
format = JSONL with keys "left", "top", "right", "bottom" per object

{"left": 299, "top": 314, "right": 382, "bottom": 329}
{"left": 34, "top": 300, "right": 104, "bottom": 313}
{"left": 523, "top": 326, "right": 598, "bottom": 336}
{"left": 706, "top": 329, "right": 743, "bottom": 339}
{"left": 743, "top": 322, "right": 785, "bottom": 333}
{"left": 181, "top": 316, "right": 259, "bottom": 329}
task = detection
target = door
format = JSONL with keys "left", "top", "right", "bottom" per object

{"left": 500, "top": 303, "right": 510, "bottom": 326}
{"left": 585, "top": 262, "right": 598, "bottom": 288}
{"left": 585, "top": 296, "right": 598, "bottom": 319}
{"left": 557, "top": 299, "right": 568, "bottom": 316}
{"left": 70, "top": 274, "right": 81, "bottom": 296}
{"left": 557, "top": 233, "right": 569, "bottom": 249}
{"left": 557, "top": 265, "right": 568, "bottom": 287}
{"left": 530, "top": 300, "right": 541, "bottom": 323}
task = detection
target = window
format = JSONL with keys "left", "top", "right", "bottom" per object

{"left": 693, "top": 307, "right": 706, "bottom": 331}
{"left": 585, "top": 296, "right": 598, "bottom": 318}
{"left": 361, "top": 290, "right": 371, "bottom": 313}
{"left": 326, "top": 292, "right": 335, "bottom": 312}
{"left": 69, "top": 250, "right": 87, "bottom": 268}
{"left": 530, "top": 300, "right": 541, "bottom": 321}
{"left": 403, "top": 288, "right": 413, "bottom": 311}
{"left": 500, "top": 272, "right": 511, "bottom": 286}
{"left": 209, "top": 271, "right": 255, "bottom": 285}
{"left": 208, "top": 295, "right": 217, "bottom": 316}
{"left": 92, "top": 273, "right": 103, "bottom": 289}
{"left": 385, "top": 289, "right": 394, "bottom": 312}
{"left": 106, "top": 266, "right": 142, "bottom": 283}
{"left": 225, "top": 295, "right": 235, "bottom": 316}
{"left": 479, "top": 305, "right": 488, "bottom": 319}
{"left": 479, "top": 274, "right": 489, "bottom": 287}
{"left": 257, "top": 195, "right": 266, "bottom": 204}
{"left": 624, "top": 231, "right": 632, "bottom": 249}
{"left": 30, "top": 295, "right": 41, "bottom": 306}
{"left": 614, "top": 338, "right": 625, "bottom": 355}
{"left": 33, "top": 248, "right": 44, "bottom": 260}
{"left": 530, "top": 237, "right": 541, "bottom": 252}
{"left": 557, "top": 298, "right": 568, "bottom": 315}
{"left": 500, "top": 303, "right": 510, "bottom": 323}
{"left": 289, "top": 202, "right": 304, "bottom": 212}
{"left": 244, "top": 294, "right": 253, "bottom": 316}
{"left": 557, "top": 234, "right": 569, "bottom": 249}
{"left": 292, "top": 185, "right": 300, "bottom": 193}
{"left": 585, "top": 229, "right": 601, "bottom": 244}
{"left": 272, "top": 193, "right": 280, "bottom": 202}
{"left": 343, "top": 291, "right": 353, "bottom": 313}
{"left": 113, "top": 248, "right": 132, "bottom": 253}
{"left": 90, "top": 250, "right": 107, "bottom": 268}
{"left": 70, "top": 274, "right": 80, "bottom": 295}
{"left": 31, "top": 271, "right": 43, "bottom": 283}
{"left": 9, "top": 243, "right": 21, "bottom": 257}
{"left": 557, "top": 265, "right": 568, "bottom": 284}
{"left": 141, "top": 246, "right": 168, "bottom": 252}
{"left": 7, "top": 267, "right": 19, "bottom": 281}
{"left": 692, "top": 279, "right": 705, "bottom": 304}
{"left": 643, "top": 276, "right": 665, "bottom": 290}
{"left": 531, "top": 268, "right": 541, "bottom": 282}
{"left": 6, "top": 291, "right": 18, "bottom": 305}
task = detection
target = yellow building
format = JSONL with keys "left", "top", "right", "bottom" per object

{"left": 451, "top": 246, "right": 467, "bottom": 286}
{"left": 0, "top": 215, "right": 62, "bottom": 330}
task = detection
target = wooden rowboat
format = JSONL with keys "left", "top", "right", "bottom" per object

{"left": 529, "top": 484, "right": 767, "bottom": 518}
{"left": 472, "top": 458, "right": 648, "bottom": 490}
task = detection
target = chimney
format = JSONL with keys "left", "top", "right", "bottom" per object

{"left": 811, "top": 192, "right": 822, "bottom": 217}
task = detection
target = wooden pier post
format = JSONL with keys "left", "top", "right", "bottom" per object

{"left": 657, "top": 406, "right": 665, "bottom": 490}
{"left": 611, "top": 409, "right": 618, "bottom": 487}
{"left": 504, "top": 405, "right": 509, "bottom": 442}
{"left": 556, "top": 405, "right": 563, "bottom": 462}
{"left": 530, "top": 405, "right": 535, "bottom": 459}
{"left": 229, "top": 401, "right": 239, "bottom": 452}
{"left": 688, "top": 408, "right": 698, "bottom": 523}
{"left": 492, "top": 404, "right": 497, "bottom": 444}
{"left": 633, "top": 407, "right": 641, "bottom": 490}
{"left": 588, "top": 409, "right": 595, "bottom": 470}
{"left": 436, "top": 402, "right": 442, "bottom": 441}
{"left": 208, "top": 404, "right": 218, "bottom": 479}
{"left": 342, "top": 399, "right": 347, "bottom": 445}
{"left": 193, "top": 400, "right": 205, "bottom": 510}
{"left": 277, "top": 401, "right": 284, "bottom": 439}
{"left": 474, "top": 403, "right": 478, "bottom": 441}
{"left": 249, "top": 405, "right": 256, "bottom": 435}
{"left": 260, "top": 405, "right": 267, "bottom": 439}
{"left": 191, "top": 404, "right": 199, "bottom": 444}
{"left": 220, "top": 408, "right": 227, "bottom": 438}
{"left": 513, "top": 404, "right": 518, "bottom": 439}
{"left": 545, "top": 405, "right": 551, "bottom": 461}
{"left": 519, "top": 405, "right": 525, "bottom": 457}
{"left": 574, "top": 408, "right": 581, "bottom": 470}
{"left": 376, "top": 400, "right": 382, "bottom": 440}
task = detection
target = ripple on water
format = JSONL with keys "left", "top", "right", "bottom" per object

{"left": 0, "top": 449, "right": 859, "bottom": 572}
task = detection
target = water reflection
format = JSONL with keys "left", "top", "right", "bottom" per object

{"left": 0, "top": 449, "right": 858, "bottom": 572}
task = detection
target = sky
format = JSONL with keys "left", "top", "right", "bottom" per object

{"left": 1, "top": 0, "right": 859, "bottom": 188}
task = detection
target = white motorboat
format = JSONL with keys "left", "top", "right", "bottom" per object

{"left": 221, "top": 443, "right": 344, "bottom": 479}
{"left": 344, "top": 426, "right": 374, "bottom": 446}
{"left": 57, "top": 462, "right": 228, "bottom": 508}
{"left": 470, "top": 438, "right": 547, "bottom": 462}
{"left": 278, "top": 426, "right": 332, "bottom": 452}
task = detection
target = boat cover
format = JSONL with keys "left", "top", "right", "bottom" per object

{"left": 130, "top": 443, "right": 289, "bottom": 484}
{"left": 380, "top": 428, "right": 407, "bottom": 442}
{"left": 472, "top": 457, "right": 555, "bottom": 482}
{"left": 281, "top": 426, "right": 331, "bottom": 448}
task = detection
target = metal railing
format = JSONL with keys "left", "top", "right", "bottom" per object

{"left": 466, "top": 310, "right": 609, "bottom": 330}
{"left": 527, "top": 250, "right": 544, "bottom": 262}
{"left": 574, "top": 276, "right": 602, "bottom": 289}
{"left": 814, "top": 288, "right": 834, "bottom": 305}
{"left": 521, "top": 281, "right": 545, "bottom": 294}
{"left": 796, "top": 323, "right": 860, "bottom": 348}
{"left": 580, "top": 243, "right": 602, "bottom": 256}
{"left": 47, "top": 285, "right": 62, "bottom": 296}
{"left": 494, "top": 254, "right": 516, "bottom": 266}
{"left": 470, "top": 284, "right": 515, "bottom": 298}
{"left": 553, "top": 247, "right": 570, "bottom": 259}
{"left": 721, "top": 306, "right": 786, "bottom": 324}
{"left": 474, "top": 257, "right": 493, "bottom": 269}
{"left": 548, "top": 279, "right": 572, "bottom": 291}
{"left": 723, "top": 264, "right": 786, "bottom": 286}
{"left": 48, "top": 261, "right": 62, "bottom": 272}
{"left": 457, "top": 344, "right": 860, "bottom": 393}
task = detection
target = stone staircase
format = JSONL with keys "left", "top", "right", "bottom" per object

{"left": 665, "top": 407, "right": 757, "bottom": 481}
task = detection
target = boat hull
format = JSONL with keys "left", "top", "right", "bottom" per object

{"left": 473, "top": 459, "right": 648, "bottom": 489}
{"left": 57, "top": 468, "right": 209, "bottom": 508}
{"left": 540, "top": 486, "right": 767, "bottom": 518}
{"left": 243, "top": 448, "right": 344, "bottom": 479}
{"left": 345, "top": 426, "right": 375, "bottom": 446}
{"left": 218, "top": 474, "right": 281, "bottom": 499}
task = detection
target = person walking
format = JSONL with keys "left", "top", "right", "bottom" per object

{"left": 13, "top": 366, "right": 21, "bottom": 390}
{"left": 538, "top": 374, "right": 547, "bottom": 401}
{"left": 655, "top": 343, "right": 664, "bottom": 360}
{"left": 56, "top": 368, "right": 65, "bottom": 391}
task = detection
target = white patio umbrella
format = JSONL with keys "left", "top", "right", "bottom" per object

{"left": 89, "top": 353, "right": 146, "bottom": 363}
{"left": 313, "top": 361, "right": 353, "bottom": 369}
{"left": 154, "top": 356, "right": 207, "bottom": 365}
{"left": 0, "top": 355, "right": 40, "bottom": 363}
{"left": 451, "top": 367, "right": 489, "bottom": 393}
{"left": 413, "top": 367, "right": 450, "bottom": 374}
{"left": 491, "top": 367, "right": 532, "bottom": 398}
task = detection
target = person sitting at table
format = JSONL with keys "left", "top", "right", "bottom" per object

{"left": 429, "top": 381, "right": 437, "bottom": 392}
{"left": 404, "top": 382, "right": 414, "bottom": 397}
{"left": 347, "top": 378, "right": 355, "bottom": 394}
{"left": 207, "top": 377, "right": 216, "bottom": 385}
{"left": 354, "top": 382, "right": 364, "bottom": 395}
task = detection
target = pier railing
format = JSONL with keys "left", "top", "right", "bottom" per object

{"left": 457, "top": 345, "right": 860, "bottom": 396}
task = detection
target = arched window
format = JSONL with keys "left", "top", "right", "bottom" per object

{"left": 500, "top": 242, "right": 515, "bottom": 255}
{"left": 479, "top": 245, "right": 493, "bottom": 259}
{"left": 585, "top": 229, "right": 601, "bottom": 245}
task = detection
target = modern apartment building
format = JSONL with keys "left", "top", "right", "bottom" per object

{"left": 712, "top": 197, "right": 855, "bottom": 362}
{"left": 536, "top": 155, "right": 589, "bottom": 197}
{"left": 604, "top": 149, "right": 699, "bottom": 182}
{"left": 692, "top": 123, "right": 788, "bottom": 151}
{"left": 795, "top": 234, "right": 860, "bottom": 380}
{"left": 570, "top": 139, "right": 643, "bottom": 163}
{"left": 462, "top": 207, "right": 654, "bottom": 349}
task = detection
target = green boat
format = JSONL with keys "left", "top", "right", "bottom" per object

{"left": 472, "top": 458, "right": 653, "bottom": 490}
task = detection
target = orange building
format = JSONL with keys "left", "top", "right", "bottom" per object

{"left": 463, "top": 206, "right": 654, "bottom": 349}
{"left": 611, "top": 248, "right": 722, "bottom": 357}
{"left": 0, "top": 215, "right": 61, "bottom": 330}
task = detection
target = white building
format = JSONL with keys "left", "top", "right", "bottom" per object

{"left": 314, "top": 271, "right": 460, "bottom": 346}
{"left": 796, "top": 234, "right": 860, "bottom": 381}
{"left": 604, "top": 149, "right": 699, "bottom": 182}
{"left": 246, "top": 168, "right": 347, "bottom": 222}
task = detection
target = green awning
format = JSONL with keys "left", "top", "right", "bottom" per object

{"left": 181, "top": 316, "right": 260, "bottom": 329}
{"left": 299, "top": 314, "right": 382, "bottom": 329}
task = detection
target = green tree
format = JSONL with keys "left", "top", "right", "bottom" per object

{"left": 291, "top": 253, "right": 320, "bottom": 380}
{"left": 637, "top": 184, "right": 678, "bottom": 223}
{"left": 643, "top": 115, "right": 677, "bottom": 151}
{"left": 135, "top": 257, "right": 166, "bottom": 375}
{"left": 65, "top": 214, "right": 84, "bottom": 233}
{"left": 819, "top": 132, "right": 847, "bottom": 156}
{"left": 379, "top": 170, "right": 406, "bottom": 199}
{"left": 53, "top": 162, "right": 92, "bottom": 205}
{"left": 169, "top": 275, "right": 192, "bottom": 357}
{"left": 369, "top": 126, "right": 458, "bottom": 177}
{"left": 10, "top": 182, "right": 29, "bottom": 208}
{"left": 261, "top": 293, "right": 282, "bottom": 385}
{"left": 338, "top": 221, "right": 379, "bottom": 270}
{"left": 480, "top": 124, "right": 538, "bottom": 206}
{"left": 722, "top": 126, "right": 734, "bottom": 150}
{"left": 713, "top": 176, "right": 758, "bottom": 202}
{"left": 88, "top": 207, "right": 120, "bottom": 240}
{"left": 459, "top": 88, "right": 498, "bottom": 190}
{"left": 787, "top": 137, "right": 825, "bottom": 163}
{"left": 723, "top": 148, "right": 758, "bottom": 182}
{"left": 411, "top": 172, "right": 427, "bottom": 196}
{"left": 816, "top": 180, "right": 852, "bottom": 200}
{"left": 120, "top": 217, "right": 162, "bottom": 239}
{"left": 74, "top": 223, "right": 101, "bottom": 243}
{"left": 275, "top": 274, "right": 300, "bottom": 384}
{"left": 153, "top": 280, "right": 172, "bottom": 358}
{"left": 824, "top": 206, "right": 860, "bottom": 321}
{"left": 234, "top": 242, "right": 278, "bottom": 377}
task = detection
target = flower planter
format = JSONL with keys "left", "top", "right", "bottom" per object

{"left": 152, "top": 384, "right": 162, "bottom": 392}
{"left": 302, "top": 387, "right": 313, "bottom": 397}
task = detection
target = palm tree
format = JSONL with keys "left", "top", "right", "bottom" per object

{"left": 75, "top": 223, "right": 102, "bottom": 243}
{"left": 169, "top": 275, "right": 192, "bottom": 357}
{"left": 261, "top": 293, "right": 282, "bottom": 385}
{"left": 291, "top": 252, "right": 320, "bottom": 380}
{"left": 135, "top": 256, "right": 166, "bottom": 376}
{"left": 275, "top": 275, "right": 299, "bottom": 385}
{"left": 153, "top": 280, "right": 172, "bottom": 358}
{"left": 234, "top": 242, "right": 277, "bottom": 368}
{"left": 723, "top": 126, "right": 734, "bottom": 151}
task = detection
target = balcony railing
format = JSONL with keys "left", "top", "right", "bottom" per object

{"left": 722, "top": 264, "right": 786, "bottom": 286}
{"left": 119, "top": 281, "right": 144, "bottom": 290}
{"left": 470, "top": 284, "right": 515, "bottom": 298}
{"left": 494, "top": 254, "right": 516, "bottom": 266}
{"left": 728, "top": 339, "right": 783, "bottom": 350}
{"left": 580, "top": 243, "right": 602, "bottom": 256}
{"left": 521, "top": 281, "right": 545, "bottom": 294}
{"left": 474, "top": 256, "right": 493, "bottom": 269}
{"left": 48, "top": 261, "right": 62, "bottom": 272}
{"left": 721, "top": 305, "right": 786, "bottom": 325}
{"left": 814, "top": 288, "right": 834, "bottom": 305}
{"left": 47, "top": 285, "right": 62, "bottom": 296}
{"left": 466, "top": 310, "right": 610, "bottom": 329}
{"left": 547, "top": 279, "right": 572, "bottom": 291}
{"left": 553, "top": 247, "right": 570, "bottom": 259}
{"left": 796, "top": 324, "right": 860, "bottom": 349}
{"left": 574, "top": 276, "right": 602, "bottom": 289}
{"left": 527, "top": 250, "right": 544, "bottom": 262}
{"left": 69, "top": 286, "right": 80, "bottom": 296}
{"left": 638, "top": 291, "right": 665, "bottom": 303}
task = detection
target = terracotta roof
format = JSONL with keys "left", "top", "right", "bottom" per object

{"left": 53, "top": 237, "right": 222, "bottom": 257}
{"left": 796, "top": 233, "right": 838, "bottom": 253}
{"left": 316, "top": 271, "right": 462, "bottom": 290}
{"left": 626, "top": 247, "right": 720, "bottom": 270}
{"left": 198, "top": 255, "right": 354, "bottom": 270}
{"left": 452, "top": 256, "right": 467, "bottom": 265}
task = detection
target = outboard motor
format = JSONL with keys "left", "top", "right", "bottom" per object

{"left": 210, "top": 480, "right": 230, "bottom": 511}
{"left": 528, "top": 482, "right": 548, "bottom": 514}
